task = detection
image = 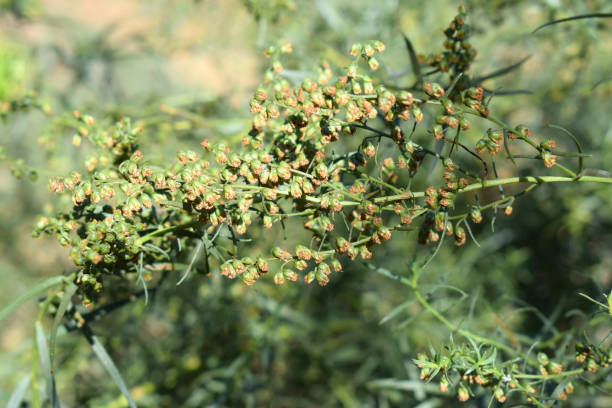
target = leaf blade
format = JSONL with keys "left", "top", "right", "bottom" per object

{"left": 0, "top": 276, "right": 64, "bottom": 323}
{"left": 85, "top": 330, "right": 137, "bottom": 408}
{"left": 35, "top": 321, "right": 58, "bottom": 407}
{"left": 472, "top": 56, "right": 531, "bottom": 84}
{"left": 50, "top": 282, "right": 78, "bottom": 368}
{"left": 6, "top": 376, "right": 31, "bottom": 408}
{"left": 402, "top": 34, "right": 422, "bottom": 86}
{"left": 532, "top": 13, "right": 612, "bottom": 33}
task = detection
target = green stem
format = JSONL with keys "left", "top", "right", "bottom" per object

{"left": 514, "top": 368, "right": 584, "bottom": 380}
{"left": 457, "top": 175, "right": 612, "bottom": 195}
{"left": 137, "top": 220, "right": 201, "bottom": 245}
{"left": 140, "top": 176, "right": 611, "bottom": 245}
{"left": 553, "top": 162, "right": 577, "bottom": 178}
{"left": 411, "top": 286, "right": 537, "bottom": 365}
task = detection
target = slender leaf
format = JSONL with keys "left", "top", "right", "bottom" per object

{"left": 532, "top": 13, "right": 612, "bottom": 33}
{"left": 578, "top": 292, "right": 608, "bottom": 310}
{"left": 461, "top": 219, "right": 481, "bottom": 247}
{"left": 592, "top": 75, "right": 612, "bottom": 90}
{"left": 177, "top": 239, "right": 203, "bottom": 286}
{"left": 367, "top": 263, "right": 410, "bottom": 286}
{"left": 6, "top": 376, "right": 31, "bottom": 408}
{"left": 467, "top": 337, "right": 481, "bottom": 358}
{"left": 85, "top": 329, "right": 137, "bottom": 408}
{"left": 137, "top": 252, "right": 148, "bottom": 305}
{"left": 472, "top": 55, "right": 531, "bottom": 84}
{"left": 50, "top": 282, "right": 78, "bottom": 368}
{"left": 482, "top": 348, "right": 497, "bottom": 366}
{"left": 446, "top": 72, "right": 464, "bottom": 95}
{"left": 483, "top": 88, "right": 533, "bottom": 96}
{"left": 547, "top": 124, "right": 584, "bottom": 176}
{"left": 35, "top": 321, "right": 58, "bottom": 407}
{"left": 367, "top": 378, "right": 441, "bottom": 394}
{"left": 503, "top": 130, "right": 517, "bottom": 166}
{"left": 402, "top": 34, "right": 422, "bottom": 86}
{"left": 0, "top": 276, "right": 64, "bottom": 323}
{"left": 420, "top": 213, "right": 447, "bottom": 270}
{"left": 379, "top": 298, "right": 416, "bottom": 325}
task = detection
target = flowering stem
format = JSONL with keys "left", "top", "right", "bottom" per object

{"left": 457, "top": 175, "right": 612, "bottom": 194}
{"left": 372, "top": 264, "right": 539, "bottom": 366}
{"left": 138, "top": 175, "right": 611, "bottom": 246}
{"left": 410, "top": 285, "right": 538, "bottom": 366}
{"left": 137, "top": 220, "right": 201, "bottom": 245}
{"left": 514, "top": 368, "right": 584, "bottom": 380}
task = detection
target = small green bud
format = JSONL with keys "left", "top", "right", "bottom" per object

{"left": 432, "top": 124, "right": 444, "bottom": 140}
{"left": 367, "top": 57, "right": 379, "bottom": 71}
{"left": 349, "top": 43, "right": 362, "bottom": 56}
{"left": 469, "top": 207, "right": 482, "bottom": 223}
{"left": 537, "top": 352, "right": 549, "bottom": 365}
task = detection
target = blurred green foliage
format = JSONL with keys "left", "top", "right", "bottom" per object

{"left": 0, "top": 0, "right": 611, "bottom": 407}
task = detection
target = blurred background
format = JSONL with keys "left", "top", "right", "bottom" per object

{"left": 0, "top": 0, "right": 610, "bottom": 406}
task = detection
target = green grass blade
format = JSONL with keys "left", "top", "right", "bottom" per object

{"left": 578, "top": 292, "right": 608, "bottom": 310}
{"left": 402, "top": 34, "right": 422, "bottom": 86}
{"left": 532, "top": 13, "right": 612, "bottom": 33}
{"left": 50, "top": 282, "right": 78, "bottom": 369}
{"left": 379, "top": 298, "right": 416, "bottom": 325}
{"left": 6, "top": 376, "right": 31, "bottom": 408}
{"left": 547, "top": 124, "right": 584, "bottom": 176}
{"left": 0, "top": 276, "right": 64, "bottom": 323}
{"left": 86, "top": 331, "right": 137, "bottom": 408}
{"left": 177, "top": 239, "right": 203, "bottom": 286}
{"left": 503, "top": 130, "right": 517, "bottom": 166}
{"left": 35, "top": 321, "right": 58, "bottom": 407}
{"left": 473, "top": 55, "right": 531, "bottom": 84}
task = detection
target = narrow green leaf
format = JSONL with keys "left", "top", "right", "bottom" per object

{"left": 379, "top": 298, "right": 416, "bottom": 325}
{"left": 467, "top": 337, "right": 481, "bottom": 358}
{"left": 532, "top": 13, "right": 612, "bottom": 33}
{"left": 137, "top": 252, "right": 149, "bottom": 305}
{"left": 446, "top": 72, "right": 464, "bottom": 95}
{"left": 483, "top": 89, "right": 533, "bottom": 96}
{"left": 177, "top": 239, "right": 203, "bottom": 286}
{"left": 50, "top": 282, "right": 78, "bottom": 368}
{"left": 420, "top": 214, "right": 447, "bottom": 270}
{"left": 0, "top": 276, "right": 64, "bottom": 323}
{"left": 503, "top": 130, "right": 517, "bottom": 166}
{"left": 426, "top": 367, "right": 440, "bottom": 383}
{"left": 143, "top": 243, "right": 170, "bottom": 259}
{"left": 578, "top": 292, "right": 608, "bottom": 310}
{"left": 402, "top": 34, "right": 422, "bottom": 86}
{"left": 547, "top": 124, "right": 584, "bottom": 176}
{"left": 473, "top": 55, "right": 531, "bottom": 84}
{"left": 461, "top": 219, "right": 481, "bottom": 248}
{"left": 35, "top": 322, "right": 58, "bottom": 407}
{"left": 482, "top": 348, "right": 497, "bottom": 366}
{"left": 6, "top": 376, "right": 31, "bottom": 408}
{"left": 86, "top": 332, "right": 137, "bottom": 408}
{"left": 592, "top": 75, "right": 612, "bottom": 90}
{"left": 366, "top": 263, "right": 411, "bottom": 286}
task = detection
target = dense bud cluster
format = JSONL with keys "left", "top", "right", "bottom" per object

{"left": 32, "top": 7, "right": 590, "bottom": 308}
{"left": 419, "top": 5, "right": 475, "bottom": 76}
{"left": 414, "top": 340, "right": 609, "bottom": 405}
{"left": 1, "top": 4, "right": 608, "bottom": 407}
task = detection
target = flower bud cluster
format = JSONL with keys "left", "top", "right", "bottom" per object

{"left": 414, "top": 342, "right": 592, "bottom": 405}
{"left": 32, "top": 5, "right": 583, "bottom": 304}
{"left": 575, "top": 342, "right": 611, "bottom": 373}
{"left": 0, "top": 91, "right": 51, "bottom": 121}
{"left": 419, "top": 5, "right": 476, "bottom": 76}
